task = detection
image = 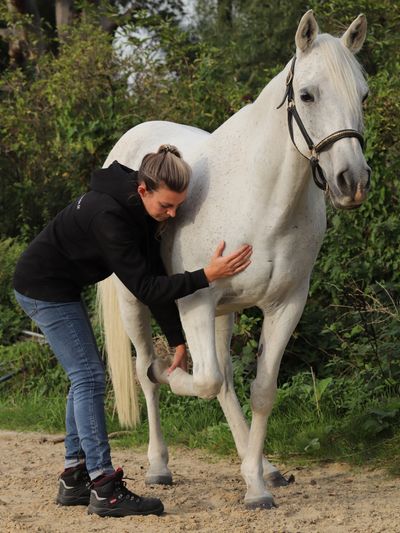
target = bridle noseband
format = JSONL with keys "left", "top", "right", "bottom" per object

{"left": 277, "top": 57, "right": 364, "bottom": 191}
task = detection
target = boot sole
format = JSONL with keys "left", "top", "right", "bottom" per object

{"left": 56, "top": 495, "right": 90, "bottom": 506}
{"left": 87, "top": 503, "right": 164, "bottom": 517}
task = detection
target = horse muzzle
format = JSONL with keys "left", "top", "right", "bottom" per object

{"left": 328, "top": 166, "right": 371, "bottom": 209}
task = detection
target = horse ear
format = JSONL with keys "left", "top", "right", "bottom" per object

{"left": 341, "top": 14, "right": 367, "bottom": 54}
{"left": 295, "top": 10, "right": 319, "bottom": 52}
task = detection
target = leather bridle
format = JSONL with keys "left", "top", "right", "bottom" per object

{"left": 277, "top": 57, "right": 364, "bottom": 191}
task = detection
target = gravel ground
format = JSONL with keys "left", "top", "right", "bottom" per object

{"left": 0, "top": 430, "right": 399, "bottom": 532}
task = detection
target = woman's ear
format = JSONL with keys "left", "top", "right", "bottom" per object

{"left": 137, "top": 183, "right": 147, "bottom": 198}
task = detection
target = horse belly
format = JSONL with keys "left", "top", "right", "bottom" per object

{"left": 215, "top": 263, "right": 274, "bottom": 315}
{"left": 214, "top": 225, "right": 323, "bottom": 315}
{"left": 256, "top": 233, "right": 323, "bottom": 310}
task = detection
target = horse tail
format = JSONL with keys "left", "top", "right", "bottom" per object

{"left": 97, "top": 276, "right": 140, "bottom": 428}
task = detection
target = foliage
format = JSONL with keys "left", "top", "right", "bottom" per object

{"left": 0, "top": 0, "right": 399, "bottom": 467}
{"left": 195, "top": 0, "right": 310, "bottom": 93}
{"left": 0, "top": 341, "right": 68, "bottom": 395}
{"left": 0, "top": 393, "right": 67, "bottom": 433}
{"left": 186, "top": 1, "right": 400, "bottom": 397}
{"left": 0, "top": 239, "right": 28, "bottom": 344}
{"left": 0, "top": 9, "right": 246, "bottom": 239}
{"left": 0, "top": 391, "right": 122, "bottom": 434}
{"left": 270, "top": 2, "right": 400, "bottom": 387}
{"left": 116, "top": 13, "right": 247, "bottom": 130}
{"left": 1, "top": 360, "right": 399, "bottom": 471}
{"left": 0, "top": 19, "right": 131, "bottom": 237}
{"left": 270, "top": 372, "right": 400, "bottom": 469}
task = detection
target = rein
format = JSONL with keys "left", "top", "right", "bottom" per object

{"left": 277, "top": 57, "right": 364, "bottom": 191}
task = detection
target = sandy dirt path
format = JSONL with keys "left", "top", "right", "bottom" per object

{"left": 0, "top": 430, "right": 399, "bottom": 532}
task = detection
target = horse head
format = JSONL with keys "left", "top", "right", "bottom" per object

{"left": 285, "top": 10, "right": 371, "bottom": 209}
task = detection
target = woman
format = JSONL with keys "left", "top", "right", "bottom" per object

{"left": 13, "top": 144, "right": 252, "bottom": 518}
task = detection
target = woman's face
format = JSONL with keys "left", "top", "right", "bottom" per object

{"left": 138, "top": 183, "right": 187, "bottom": 222}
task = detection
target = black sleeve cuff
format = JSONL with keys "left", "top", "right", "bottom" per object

{"left": 164, "top": 329, "right": 186, "bottom": 348}
{"left": 189, "top": 268, "right": 209, "bottom": 290}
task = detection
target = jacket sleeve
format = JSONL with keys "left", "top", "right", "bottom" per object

{"left": 148, "top": 301, "right": 185, "bottom": 347}
{"left": 90, "top": 210, "right": 209, "bottom": 309}
{"left": 147, "top": 251, "right": 186, "bottom": 347}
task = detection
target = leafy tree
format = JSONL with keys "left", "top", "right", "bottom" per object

{"left": 0, "top": 7, "right": 244, "bottom": 237}
{"left": 0, "top": 0, "right": 185, "bottom": 68}
{"left": 0, "top": 0, "right": 399, "bottom": 395}
{"left": 190, "top": 0, "right": 400, "bottom": 387}
{"left": 0, "top": 239, "right": 28, "bottom": 344}
{"left": 0, "top": 19, "right": 128, "bottom": 236}
{"left": 248, "top": 2, "right": 398, "bottom": 391}
{"left": 194, "top": 0, "right": 310, "bottom": 92}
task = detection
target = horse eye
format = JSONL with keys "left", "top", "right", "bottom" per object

{"left": 300, "top": 92, "right": 314, "bottom": 103}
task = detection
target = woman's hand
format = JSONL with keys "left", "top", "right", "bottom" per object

{"left": 204, "top": 241, "right": 252, "bottom": 283}
{"left": 168, "top": 343, "right": 188, "bottom": 374}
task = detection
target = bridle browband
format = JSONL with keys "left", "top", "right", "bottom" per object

{"left": 277, "top": 57, "right": 364, "bottom": 191}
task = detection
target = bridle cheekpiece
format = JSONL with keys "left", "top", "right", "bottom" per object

{"left": 277, "top": 57, "right": 364, "bottom": 191}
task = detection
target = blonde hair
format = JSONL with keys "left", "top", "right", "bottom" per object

{"left": 138, "top": 144, "right": 191, "bottom": 192}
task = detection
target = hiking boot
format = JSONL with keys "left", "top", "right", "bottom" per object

{"left": 56, "top": 463, "right": 91, "bottom": 506}
{"left": 87, "top": 468, "right": 164, "bottom": 517}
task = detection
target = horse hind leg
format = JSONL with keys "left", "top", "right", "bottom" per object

{"left": 113, "top": 276, "right": 172, "bottom": 485}
{"left": 215, "top": 314, "right": 290, "bottom": 489}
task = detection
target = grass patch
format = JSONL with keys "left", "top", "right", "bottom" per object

{"left": 0, "top": 392, "right": 122, "bottom": 434}
{"left": 1, "top": 371, "right": 399, "bottom": 475}
{"left": 265, "top": 390, "right": 400, "bottom": 472}
{"left": 0, "top": 393, "right": 66, "bottom": 433}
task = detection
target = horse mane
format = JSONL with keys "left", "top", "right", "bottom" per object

{"left": 314, "top": 34, "right": 366, "bottom": 126}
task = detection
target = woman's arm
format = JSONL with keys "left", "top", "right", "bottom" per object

{"left": 91, "top": 211, "right": 252, "bottom": 307}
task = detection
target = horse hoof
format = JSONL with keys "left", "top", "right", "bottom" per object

{"left": 244, "top": 496, "right": 277, "bottom": 510}
{"left": 145, "top": 474, "right": 173, "bottom": 486}
{"left": 266, "top": 471, "right": 295, "bottom": 488}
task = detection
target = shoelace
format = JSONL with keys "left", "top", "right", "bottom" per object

{"left": 114, "top": 476, "right": 142, "bottom": 502}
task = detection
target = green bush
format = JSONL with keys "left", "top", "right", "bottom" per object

{"left": 0, "top": 2, "right": 399, "bottom": 468}
{"left": 0, "top": 238, "right": 28, "bottom": 344}
{"left": 0, "top": 11, "right": 246, "bottom": 240}
{"left": 0, "top": 20, "right": 132, "bottom": 238}
{"left": 0, "top": 341, "right": 68, "bottom": 395}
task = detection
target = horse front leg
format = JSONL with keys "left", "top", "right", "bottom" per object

{"left": 215, "top": 314, "right": 288, "bottom": 487}
{"left": 241, "top": 286, "right": 309, "bottom": 509}
{"left": 113, "top": 277, "right": 172, "bottom": 485}
{"left": 152, "top": 292, "right": 223, "bottom": 399}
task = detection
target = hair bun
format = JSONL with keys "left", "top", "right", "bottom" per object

{"left": 158, "top": 144, "right": 181, "bottom": 158}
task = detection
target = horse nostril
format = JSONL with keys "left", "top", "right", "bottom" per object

{"left": 335, "top": 166, "right": 370, "bottom": 203}
{"left": 337, "top": 169, "right": 349, "bottom": 192}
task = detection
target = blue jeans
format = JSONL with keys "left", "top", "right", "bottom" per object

{"left": 14, "top": 290, "right": 114, "bottom": 479}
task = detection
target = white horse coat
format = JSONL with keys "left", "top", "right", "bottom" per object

{"left": 99, "top": 11, "right": 370, "bottom": 508}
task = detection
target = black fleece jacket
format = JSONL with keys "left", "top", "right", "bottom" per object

{"left": 13, "top": 161, "right": 209, "bottom": 346}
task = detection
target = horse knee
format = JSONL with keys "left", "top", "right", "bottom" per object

{"left": 250, "top": 379, "right": 277, "bottom": 414}
{"left": 136, "top": 350, "right": 156, "bottom": 378}
{"left": 194, "top": 372, "right": 223, "bottom": 399}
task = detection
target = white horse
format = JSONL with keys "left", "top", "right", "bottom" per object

{"left": 98, "top": 11, "right": 370, "bottom": 508}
